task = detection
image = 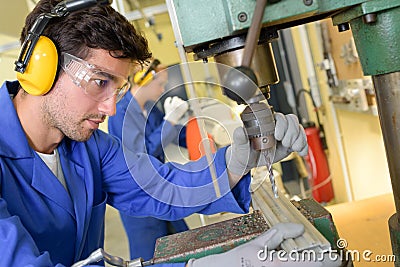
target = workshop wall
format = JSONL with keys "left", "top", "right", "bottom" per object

{"left": 133, "top": 12, "right": 180, "bottom": 66}
{"left": 0, "top": 37, "right": 19, "bottom": 82}
{"left": 291, "top": 24, "right": 349, "bottom": 203}
{"left": 325, "top": 22, "right": 392, "bottom": 201}
{"left": 291, "top": 20, "right": 392, "bottom": 203}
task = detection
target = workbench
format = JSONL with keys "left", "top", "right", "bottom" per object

{"left": 326, "top": 193, "right": 395, "bottom": 266}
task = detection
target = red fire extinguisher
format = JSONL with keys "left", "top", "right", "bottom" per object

{"left": 186, "top": 116, "right": 216, "bottom": 160}
{"left": 303, "top": 121, "right": 334, "bottom": 203}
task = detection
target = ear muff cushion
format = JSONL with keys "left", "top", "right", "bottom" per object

{"left": 17, "top": 36, "right": 58, "bottom": 96}
{"left": 133, "top": 69, "right": 154, "bottom": 87}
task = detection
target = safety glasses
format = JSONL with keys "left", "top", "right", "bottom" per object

{"left": 60, "top": 52, "right": 131, "bottom": 103}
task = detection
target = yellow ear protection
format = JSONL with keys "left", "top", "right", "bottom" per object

{"left": 15, "top": 0, "right": 113, "bottom": 96}
{"left": 16, "top": 35, "right": 58, "bottom": 96}
{"left": 133, "top": 59, "right": 161, "bottom": 87}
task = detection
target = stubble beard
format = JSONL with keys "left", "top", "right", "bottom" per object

{"left": 41, "top": 83, "right": 95, "bottom": 142}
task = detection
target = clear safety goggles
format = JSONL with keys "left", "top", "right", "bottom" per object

{"left": 60, "top": 52, "right": 131, "bottom": 103}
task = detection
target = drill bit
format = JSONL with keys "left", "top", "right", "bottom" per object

{"left": 262, "top": 147, "right": 278, "bottom": 198}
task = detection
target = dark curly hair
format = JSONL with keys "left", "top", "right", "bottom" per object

{"left": 20, "top": 0, "right": 152, "bottom": 64}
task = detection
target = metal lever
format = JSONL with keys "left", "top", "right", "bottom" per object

{"left": 241, "top": 0, "right": 268, "bottom": 68}
{"left": 71, "top": 248, "right": 148, "bottom": 267}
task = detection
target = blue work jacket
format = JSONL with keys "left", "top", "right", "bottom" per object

{"left": 108, "top": 91, "right": 186, "bottom": 163}
{"left": 0, "top": 81, "right": 251, "bottom": 267}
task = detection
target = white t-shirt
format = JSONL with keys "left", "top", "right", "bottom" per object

{"left": 36, "top": 149, "right": 69, "bottom": 194}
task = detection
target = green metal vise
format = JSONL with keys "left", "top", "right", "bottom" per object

{"left": 150, "top": 201, "right": 346, "bottom": 265}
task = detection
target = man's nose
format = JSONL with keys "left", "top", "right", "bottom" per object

{"left": 98, "top": 96, "right": 117, "bottom": 116}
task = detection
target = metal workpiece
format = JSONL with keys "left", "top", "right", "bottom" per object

{"left": 151, "top": 211, "right": 269, "bottom": 264}
{"left": 251, "top": 179, "right": 331, "bottom": 253}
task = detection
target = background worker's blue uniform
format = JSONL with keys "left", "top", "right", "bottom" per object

{"left": 0, "top": 81, "right": 251, "bottom": 267}
{"left": 108, "top": 91, "right": 189, "bottom": 260}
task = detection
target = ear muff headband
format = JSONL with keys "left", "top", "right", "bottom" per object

{"left": 133, "top": 59, "right": 161, "bottom": 87}
{"left": 15, "top": 0, "right": 113, "bottom": 95}
{"left": 133, "top": 69, "right": 155, "bottom": 87}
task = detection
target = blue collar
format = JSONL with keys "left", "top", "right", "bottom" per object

{"left": 0, "top": 81, "right": 34, "bottom": 158}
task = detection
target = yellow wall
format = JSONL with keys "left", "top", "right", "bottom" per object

{"left": 0, "top": 36, "right": 20, "bottom": 81}
{"left": 336, "top": 109, "right": 392, "bottom": 200}
{"left": 134, "top": 12, "right": 180, "bottom": 65}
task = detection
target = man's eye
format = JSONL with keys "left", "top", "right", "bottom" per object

{"left": 94, "top": 79, "right": 109, "bottom": 88}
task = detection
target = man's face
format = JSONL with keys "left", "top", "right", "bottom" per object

{"left": 41, "top": 49, "right": 133, "bottom": 141}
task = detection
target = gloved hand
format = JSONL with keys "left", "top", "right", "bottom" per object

{"left": 226, "top": 112, "right": 308, "bottom": 176}
{"left": 187, "top": 223, "right": 342, "bottom": 267}
{"left": 163, "top": 96, "right": 189, "bottom": 125}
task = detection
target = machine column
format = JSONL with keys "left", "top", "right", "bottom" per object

{"left": 372, "top": 73, "right": 400, "bottom": 266}
{"left": 345, "top": 4, "right": 400, "bottom": 265}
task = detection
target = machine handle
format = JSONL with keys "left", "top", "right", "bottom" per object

{"left": 241, "top": 0, "right": 268, "bottom": 68}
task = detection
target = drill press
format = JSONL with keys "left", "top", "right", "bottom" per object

{"left": 167, "top": 0, "right": 400, "bottom": 264}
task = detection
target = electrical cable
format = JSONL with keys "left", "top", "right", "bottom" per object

{"left": 296, "top": 88, "right": 334, "bottom": 203}
{"left": 295, "top": 88, "right": 328, "bottom": 150}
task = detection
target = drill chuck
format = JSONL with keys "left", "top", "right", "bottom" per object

{"left": 240, "top": 101, "right": 275, "bottom": 151}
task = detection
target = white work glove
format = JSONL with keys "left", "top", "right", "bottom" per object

{"left": 226, "top": 112, "right": 308, "bottom": 176}
{"left": 163, "top": 96, "right": 189, "bottom": 125}
{"left": 187, "top": 223, "right": 342, "bottom": 267}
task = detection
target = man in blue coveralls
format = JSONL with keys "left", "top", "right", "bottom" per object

{"left": 108, "top": 60, "right": 189, "bottom": 260}
{"left": 0, "top": 0, "right": 339, "bottom": 266}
